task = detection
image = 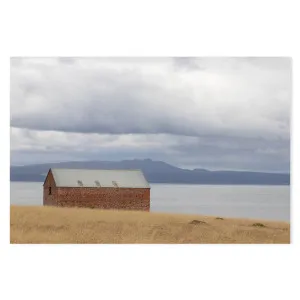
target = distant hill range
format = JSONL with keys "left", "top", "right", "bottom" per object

{"left": 10, "top": 159, "right": 290, "bottom": 185}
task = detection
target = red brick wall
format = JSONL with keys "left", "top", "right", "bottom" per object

{"left": 43, "top": 170, "right": 150, "bottom": 211}
{"left": 56, "top": 187, "right": 150, "bottom": 211}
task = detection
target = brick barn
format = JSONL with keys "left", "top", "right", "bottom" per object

{"left": 43, "top": 168, "right": 150, "bottom": 211}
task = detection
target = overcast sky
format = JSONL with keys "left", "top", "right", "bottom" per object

{"left": 10, "top": 57, "right": 291, "bottom": 172}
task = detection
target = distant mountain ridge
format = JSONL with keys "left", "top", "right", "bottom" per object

{"left": 10, "top": 159, "right": 290, "bottom": 185}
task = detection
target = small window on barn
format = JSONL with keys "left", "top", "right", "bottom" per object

{"left": 77, "top": 180, "right": 83, "bottom": 187}
{"left": 49, "top": 187, "right": 52, "bottom": 195}
{"left": 95, "top": 180, "right": 101, "bottom": 187}
{"left": 112, "top": 181, "right": 118, "bottom": 187}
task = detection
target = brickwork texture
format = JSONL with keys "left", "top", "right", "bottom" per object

{"left": 43, "top": 170, "right": 150, "bottom": 211}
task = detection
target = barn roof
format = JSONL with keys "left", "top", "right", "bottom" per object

{"left": 50, "top": 168, "right": 150, "bottom": 188}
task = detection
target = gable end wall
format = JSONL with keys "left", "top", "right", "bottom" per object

{"left": 43, "top": 170, "right": 58, "bottom": 206}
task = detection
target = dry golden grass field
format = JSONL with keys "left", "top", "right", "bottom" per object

{"left": 10, "top": 206, "right": 290, "bottom": 244}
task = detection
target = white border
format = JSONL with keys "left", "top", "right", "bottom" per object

{"left": 1, "top": 1, "right": 299, "bottom": 300}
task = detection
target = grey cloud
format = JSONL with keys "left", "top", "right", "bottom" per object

{"left": 10, "top": 62, "right": 207, "bottom": 136}
{"left": 10, "top": 127, "right": 290, "bottom": 172}
{"left": 240, "top": 57, "right": 292, "bottom": 70}
{"left": 172, "top": 57, "right": 205, "bottom": 71}
{"left": 169, "top": 135, "right": 290, "bottom": 172}
{"left": 10, "top": 136, "right": 290, "bottom": 172}
{"left": 57, "top": 57, "right": 77, "bottom": 65}
{"left": 11, "top": 58, "right": 290, "bottom": 138}
{"left": 10, "top": 57, "right": 291, "bottom": 171}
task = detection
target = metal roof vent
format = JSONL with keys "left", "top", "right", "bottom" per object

{"left": 77, "top": 180, "right": 83, "bottom": 187}
{"left": 112, "top": 181, "right": 118, "bottom": 187}
{"left": 95, "top": 180, "right": 101, "bottom": 187}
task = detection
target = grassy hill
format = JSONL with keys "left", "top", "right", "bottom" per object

{"left": 10, "top": 206, "right": 290, "bottom": 244}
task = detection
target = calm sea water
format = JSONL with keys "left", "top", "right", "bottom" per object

{"left": 10, "top": 182, "right": 290, "bottom": 221}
